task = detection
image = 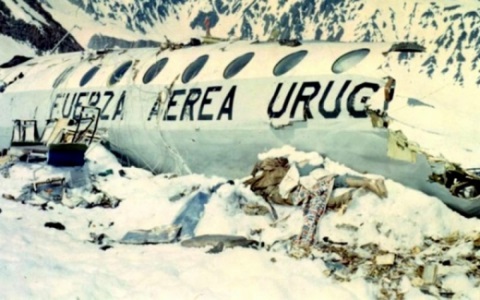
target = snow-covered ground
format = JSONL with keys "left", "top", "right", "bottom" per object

{"left": 0, "top": 144, "right": 479, "bottom": 299}
{"left": 0, "top": 35, "right": 37, "bottom": 65}
{"left": 1, "top": 0, "right": 480, "bottom": 297}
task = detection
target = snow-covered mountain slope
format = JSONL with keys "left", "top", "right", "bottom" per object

{"left": 38, "top": 0, "right": 480, "bottom": 87}
{"left": 0, "top": 35, "right": 37, "bottom": 64}
{"left": 0, "top": 0, "right": 82, "bottom": 60}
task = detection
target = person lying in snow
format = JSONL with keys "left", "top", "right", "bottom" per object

{"left": 244, "top": 157, "right": 388, "bottom": 209}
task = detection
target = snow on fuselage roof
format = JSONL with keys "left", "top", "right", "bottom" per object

{"left": 1, "top": 40, "right": 388, "bottom": 91}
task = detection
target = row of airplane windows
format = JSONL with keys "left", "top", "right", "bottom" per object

{"left": 52, "top": 48, "right": 371, "bottom": 88}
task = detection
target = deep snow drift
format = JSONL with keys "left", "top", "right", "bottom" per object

{"left": 0, "top": 144, "right": 479, "bottom": 299}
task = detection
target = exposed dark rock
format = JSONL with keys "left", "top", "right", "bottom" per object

{"left": 0, "top": 56, "right": 33, "bottom": 68}
{"left": 0, "top": 0, "right": 82, "bottom": 54}
{"left": 44, "top": 222, "right": 66, "bottom": 230}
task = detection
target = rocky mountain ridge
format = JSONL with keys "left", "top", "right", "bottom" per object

{"left": 0, "top": 0, "right": 82, "bottom": 55}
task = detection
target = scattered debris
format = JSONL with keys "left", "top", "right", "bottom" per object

{"left": 388, "top": 128, "right": 480, "bottom": 201}
{"left": 278, "top": 39, "right": 301, "bottom": 47}
{"left": 2, "top": 194, "right": 15, "bottom": 201}
{"left": 68, "top": 166, "right": 90, "bottom": 189}
{"left": 97, "top": 169, "right": 113, "bottom": 177}
{"left": 44, "top": 222, "right": 65, "bottom": 231}
{"left": 180, "top": 234, "right": 260, "bottom": 253}
{"left": 1, "top": 158, "right": 121, "bottom": 209}
{"left": 89, "top": 232, "right": 115, "bottom": 250}
{"left": 120, "top": 225, "right": 181, "bottom": 245}
{"left": 300, "top": 234, "right": 480, "bottom": 299}
{"left": 375, "top": 253, "right": 396, "bottom": 265}
{"left": 0, "top": 154, "right": 16, "bottom": 178}
{"left": 244, "top": 157, "right": 290, "bottom": 205}
{"left": 290, "top": 176, "right": 334, "bottom": 259}
{"left": 168, "top": 185, "right": 200, "bottom": 202}
{"left": 173, "top": 191, "right": 213, "bottom": 240}
{"left": 242, "top": 202, "right": 270, "bottom": 216}
{"left": 244, "top": 157, "right": 388, "bottom": 258}
{"left": 33, "top": 177, "right": 65, "bottom": 202}
{"left": 172, "top": 183, "right": 228, "bottom": 239}
{"left": 422, "top": 263, "right": 438, "bottom": 285}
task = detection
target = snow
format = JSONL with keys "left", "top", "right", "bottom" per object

{"left": 385, "top": 71, "right": 480, "bottom": 168}
{"left": 41, "top": 0, "right": 204, "bottom": 48}
{"left": 0, "top": 35, "right": 36, "bottom": 65}
{"left": 1, "top": 143, "right": 480, "bottom": 299}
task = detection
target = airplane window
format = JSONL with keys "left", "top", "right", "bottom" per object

{"left": 332, "top": 48, "right": 370, "bottom": 74}
{"left": 143, "top": 58, "right": 168, "bottom": 84}
{"left": 223, "top": 52, "right": 254, "bottom": 79}
{"left": 80, "top": 65, "right": 100, "bottom": 87}
{"left": 109, "top": 61, "right": 133, "bottom": 86}
{"left": 53, "top": 66, "right": 75, "bottom": 88}
{"left": 182, "top": 55, "right": 209, "bottom": 83}
{"left": 273, "top": 50, "right": 308, "bottom": 76}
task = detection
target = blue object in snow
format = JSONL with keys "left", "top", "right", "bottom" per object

{"left": 47, "top": 143, "right": 87, "bottom": 167}
{"left": 173, "top": 191, "right": 211, "bottom": 239}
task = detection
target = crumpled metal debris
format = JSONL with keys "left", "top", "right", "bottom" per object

{"left": 387, "top": 129, "right": 480, "bottom": 199}
{"left": 1, "top": 164, "right": 120, "bottom": 209}
{"left": 180, "top": 234, "right": 261, "bottom": 253}
{"left": 120, "top": 225, "right": 181, "bottom": 245}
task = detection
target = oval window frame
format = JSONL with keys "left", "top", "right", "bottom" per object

{"left": 273, "top": 50, "right": 308, "bottom": 77}
{"left": 53, "top": 66, "right": 75, "bottom": 88}
{"left": 143, "top": 58, "right": 169, "bottom": 84}
{"left": 182, "top": 55, "right": 209, "bottom": 84}
{"left": 80, "top": 65, "right": 100, "bottom": 87}
{"left": 109, "top": 60, "right": 133, "bottom": 86}
{"left": 332, "top": 48, "right": 370, "bottom": 74}
{"left": 223, "top": 52, "right": 255, "bottom": 79}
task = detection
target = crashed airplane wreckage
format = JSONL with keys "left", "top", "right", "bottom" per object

{"left": 0, "top": 38, "right": 479, "bottom": 217}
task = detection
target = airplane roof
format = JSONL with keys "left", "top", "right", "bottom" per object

{"left": 0, "top": 40, "right": 422, "bottom": 92}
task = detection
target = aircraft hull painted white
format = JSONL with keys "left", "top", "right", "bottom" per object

{"left": 0, "top": 41, "right": 478, "bottom": 217}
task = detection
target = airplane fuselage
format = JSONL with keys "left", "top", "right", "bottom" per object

{"left": 2, "top": 40, "right": 478, "bottom": 216}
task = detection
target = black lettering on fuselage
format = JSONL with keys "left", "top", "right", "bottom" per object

{"left": 164, "top": 89, "right": 186, "bottom": 121}
{"left": 217, "top": 85, "right": 236, "bottom": 120}
{"left": 62, "top": 93, "right": 74, "bottom": 118}
{"left": 180, "top": 88, "right": 202, "bottom": 121}
{"left": 199, "top": 86, "right": 221, "bottom": 121}
{"left": 290, "top": 81, "right": 319, "bottom": 119}
{"left": 347, "top": 82, "right": 380, "bottom": 118}
{"left": 319, "top": 80, "right": 351, "bottom": 119}
{"left": 54, "top": 90, "right": 126, "bottom": 121}
{"left": 73, "top": 91, "right": 88, "bottom": 118}
{"left": 268, "top": 80, "right": 379, "bottom": 120}
{"left": 88, "top": 91, "right": 101, "bottom": 106}
{"left": 268, "top": 83, "right": 297, "bottom": 118}
{"left": 53, "top": 93, "right": 64, "bottom": 110}
{"left": 100, "top": 91, "right": 114, "bottom": 120}
{"left": 112, "top": 91, "right": 126, "bottom": 120}
{"left": 160, "top": 86, "right": 236, "bottom": 122}
{"left": 147, "top": 100, "right": 160, "bottom": 121}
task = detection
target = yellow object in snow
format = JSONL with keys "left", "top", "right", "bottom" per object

{"left": 387, "top": 130, "right": 418, "bottom": 163}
